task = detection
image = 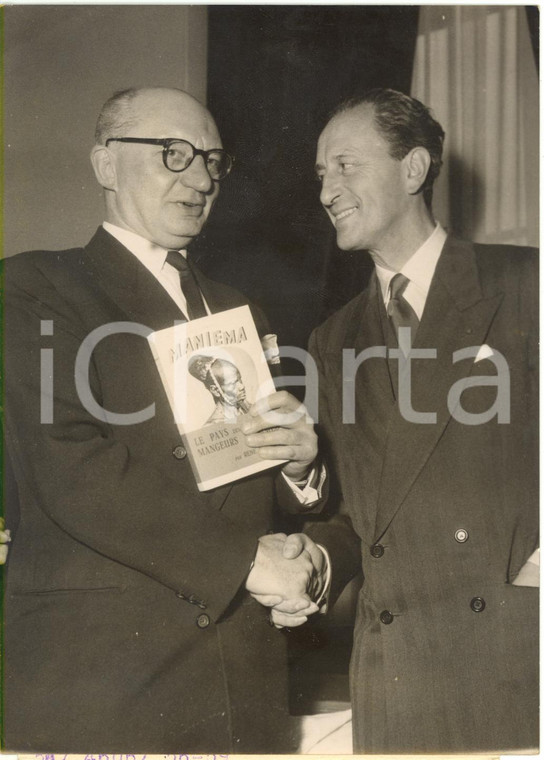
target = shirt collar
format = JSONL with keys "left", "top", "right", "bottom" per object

{"left": 375, "top": 223, "right": 447, "bottom": 310}
{"left": 102, "top": 222, "right": 187, "bottom": 277}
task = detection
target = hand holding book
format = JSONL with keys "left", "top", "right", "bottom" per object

{"left": 241, "top": 390, "right": 318, "bottom": 482}
{"left": 148, "top": 306, "right": 314, "bottom": 490}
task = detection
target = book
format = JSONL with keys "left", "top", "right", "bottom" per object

{"left": 147, "top": 305, "right": 284, "bottom": 491}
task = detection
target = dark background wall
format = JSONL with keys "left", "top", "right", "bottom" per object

{"left": 197, "top": 6, "right": 419, "bottom": 353}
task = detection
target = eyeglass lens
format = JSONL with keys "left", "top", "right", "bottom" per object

{"left": 165, "top": 141, "right": 231, "bottom": 179}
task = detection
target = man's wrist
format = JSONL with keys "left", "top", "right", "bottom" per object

{"left": 286, "top": 461, "right": 318, "bottom": 488}
{"left": 281, "top": 461, "right": 326, "bottom": 507}
{"left": 291, "top": 468, "right": 314, "bottom": 488}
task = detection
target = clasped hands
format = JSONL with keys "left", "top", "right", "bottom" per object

{"left": 242, "top": 390, "right": 323, "bottom": 626}
{"left": 246, "top": 533, "right": 325, "bottom": 627}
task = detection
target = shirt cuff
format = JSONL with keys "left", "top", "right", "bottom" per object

{"left": 281, "top": 464, "right": 326, "bottom": 506}
{"left": 315, "top": 543, "right": 331, "bottom": 613}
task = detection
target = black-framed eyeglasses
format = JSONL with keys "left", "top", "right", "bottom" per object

{"left": 105, "top": 137, "right": 234, "bottom": 181}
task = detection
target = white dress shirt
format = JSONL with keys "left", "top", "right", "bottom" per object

{"left": 375, "top": 223, "right": 447, "bottom": 318}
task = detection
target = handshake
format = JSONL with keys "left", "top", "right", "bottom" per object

{"left": 245, "top": 532, "right": 326, "bottom": 628}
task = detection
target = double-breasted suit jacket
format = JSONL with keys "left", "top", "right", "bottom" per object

{"left": 308, "top": 237, "right": 538, "bottom": 753}
{"left": 2, "top": 227, "right": 298, "bottom": 752}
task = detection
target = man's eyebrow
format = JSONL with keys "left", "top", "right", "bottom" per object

{"left": 316, "top": 151, "right": 357, "bottom": 169}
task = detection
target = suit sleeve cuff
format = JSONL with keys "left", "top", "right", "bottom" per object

{"left": 315, "top": 543, "right": 331, "bottom": 613}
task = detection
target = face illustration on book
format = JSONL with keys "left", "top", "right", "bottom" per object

{"left": 149, "top": 305, "right": 282, "bottom": 490}
{"left": 189, "top": 355, "right": 251, "bottom": 424}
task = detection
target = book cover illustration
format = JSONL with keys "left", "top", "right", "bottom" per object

{"left": 148, "top": 305, "right": 284, "bottom": 491}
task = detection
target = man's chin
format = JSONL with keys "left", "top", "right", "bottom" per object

{"left": 336, "top": 235, "right": 365, "bottom": 252}
{"left": 161, "top": 214, "right": 209, "bottom": 248}
{"left": 160, "top": 230, "right": 201, "bottom": 250}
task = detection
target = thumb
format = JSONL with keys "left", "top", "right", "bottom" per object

{"left": 250, "top": 593, "right": 284, "bottom": 607}
{"left": 282, "top": 533, "right": 305, "bottom": 559}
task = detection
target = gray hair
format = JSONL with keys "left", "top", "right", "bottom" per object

{"left": 94, "top": 88, "right": 140, "bottom": 145}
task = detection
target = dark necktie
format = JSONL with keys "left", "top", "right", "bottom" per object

{"left": 387, "top": 273, "right": 419, "bottom": 342}
{"left": 166, "top": 250, "right": 207, "bottom": 320}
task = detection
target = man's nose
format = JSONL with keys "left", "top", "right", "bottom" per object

{"left": 179, "top": 155, "right": 215, "bottom": 193}
{"left": 319, "top": 174, "right": 340, "bottom": 208}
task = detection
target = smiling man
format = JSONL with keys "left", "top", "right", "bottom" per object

{"left": 2, "top": 87, "right": 325, "bottom": 752}
{"left": 272, "top": 88, "right": 538, "bottom": 754}
{"left": 315, "top": 91, "right": 440, "bottom": 264}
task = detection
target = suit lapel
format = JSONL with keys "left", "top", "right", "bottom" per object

{"left": 374, "top": 237, "right": 504, "bottom": 540}
{"left": 352, "top": 272, "right": 395, "bottom": 400}
{"left": 84, "top": 228, "right": 235, "bottom": 510}
{"left": 193, "top": 267, "right": 239, "bottom": 316}
{"left": 322, "top": 275, "right": 395, "bottom": 536}
{"left": 84, "top": 227, "right": 186, "bottom": 330}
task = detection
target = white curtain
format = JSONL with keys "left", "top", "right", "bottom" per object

{"left": 411, "top": 6, "right": 538, "bottom": 246}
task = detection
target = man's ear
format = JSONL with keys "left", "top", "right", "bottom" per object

{"left": 208, "top": 384, "right": 221, "bottom": 400}
{"left": 90, "top": 145, "right": 117, "bottom": 190}
{"left": 403, "top": 147, "right": 431, "bottom": 195}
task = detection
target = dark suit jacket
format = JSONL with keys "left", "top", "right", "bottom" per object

{"left": 2, "top": 227, "right": 299, "bottom": 753}
{"left": 308, "top": 237, "right": 538, "bottom": 753}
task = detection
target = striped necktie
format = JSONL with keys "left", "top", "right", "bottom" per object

{"left": 387, "top": 273, "right": 419, "bottom": 342}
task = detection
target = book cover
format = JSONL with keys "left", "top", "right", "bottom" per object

{"left": 147, "top": 305, "right": 284, "bottom": 491}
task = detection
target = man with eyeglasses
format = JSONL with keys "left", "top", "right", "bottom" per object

{"left": 2, "top": 87, "right": 326, "bottom": 752}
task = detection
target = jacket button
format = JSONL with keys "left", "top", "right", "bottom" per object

{"left": 470, "top": 597, "right": 486, "bottom": 613}
{"left": 172, "top": 445, "right": 187, "bottom": 460}
{"left": 454, "top": 529, "right": 469, "bottom": 543}
{"left": 379, "top": 610, "right": 394, "bottom": 625}
{"left": 370, "top": 543, "right": 385, "bottom": 558}
{"left": 196, "top": 613, "right": 210, "bottom": 629}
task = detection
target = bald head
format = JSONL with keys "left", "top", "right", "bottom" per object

{"left": 91, "top": 87, "right": 224, "bottom": 250}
